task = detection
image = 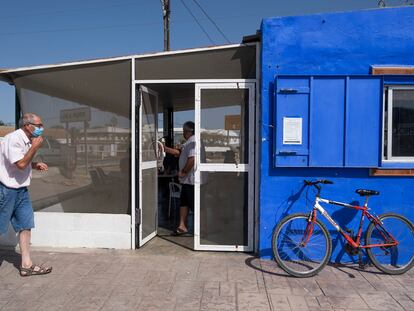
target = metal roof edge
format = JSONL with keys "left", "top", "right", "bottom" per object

{"left": 0, "top": 42, "right": 257, "bottom": 75}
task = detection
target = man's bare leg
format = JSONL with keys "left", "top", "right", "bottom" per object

{"left": 18, "top": 229, "right": 52, "bottom": 276}
{"left": 177, "top": 206, "right": 189, "bottom": 232}
{"left": 19, "top": 230, "right": 32, "bottom": 268}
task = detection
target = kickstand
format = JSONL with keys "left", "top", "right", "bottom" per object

{"left": 358, "top": 250, "right": 366, "bottom": 270}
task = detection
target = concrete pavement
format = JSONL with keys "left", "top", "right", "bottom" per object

{"left": 0, "top": 237, "right": 413, "bottom": 310}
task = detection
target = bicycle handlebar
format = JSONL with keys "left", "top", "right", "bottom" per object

{"left": 304, "top": 179, "right": 333, "bottom": 196}
{"left": 304, "top": 179, "right": 334, "bottom": 186}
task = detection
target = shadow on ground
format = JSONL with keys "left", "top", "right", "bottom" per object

{"left": 245, "top": 255, "right": 388, "bottom": 279}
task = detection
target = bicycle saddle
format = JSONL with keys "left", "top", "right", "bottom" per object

{"left": 355, "top": 189, "right": 380, "bottom": 196}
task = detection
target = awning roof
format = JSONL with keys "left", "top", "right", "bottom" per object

{"left": 0, "top": 43, "right": 253, "bottom": 76}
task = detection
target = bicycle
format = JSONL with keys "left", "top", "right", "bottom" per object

{"left": 272, "top": 179, "right": 414, "bottom": 277}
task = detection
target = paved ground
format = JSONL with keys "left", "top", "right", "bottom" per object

{"left": 0, "top": 237, "right": 414, "bottom": 311}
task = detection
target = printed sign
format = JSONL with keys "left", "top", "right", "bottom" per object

{"left": 60, "top": 108, "right": 91, "bottom": 123}
{"left": 283, "top": 117, "right": 302, "bottom": 145}
{"left": 224, "top": 115, "right": 241, "bottom": 130}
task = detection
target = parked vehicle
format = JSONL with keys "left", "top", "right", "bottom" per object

{"left": 34, "top": 138, "right": 62, "bottom": 166}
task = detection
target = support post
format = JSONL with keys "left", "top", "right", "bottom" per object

{"left": 161, "top": 0, "right": 170, "bottom": 51}
{"left": 15, "top": 89, "right": 21, "bottom": 129}
{"left": 84, "top": 121, "right": 88, "bottom": 175}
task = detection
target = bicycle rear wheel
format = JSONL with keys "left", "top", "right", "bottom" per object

{"left": 272, "top": 213, "right": 332, "bottom": 277}
{"left": 366, "top": 213, "right": 414, "bottom": 274}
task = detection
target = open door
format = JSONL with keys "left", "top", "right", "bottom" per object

{"left": 137, "top": 85, "right": 159, "bottom": 247}
{"left": 194, "top": 83, "right": 255, "bottom": 251}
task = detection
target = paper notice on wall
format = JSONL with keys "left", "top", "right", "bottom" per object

{"left": 283, "top": 117, "right": 302, "bottom": 145}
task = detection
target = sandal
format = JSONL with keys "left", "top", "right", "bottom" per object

{"left": 20, "top": 264, "right": 52, "bottom": 277}
{"left": 171, "top": 228, "right": 188, "bottom": 236}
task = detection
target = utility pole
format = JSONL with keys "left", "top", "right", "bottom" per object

{"left": 161, "top": 0, "right": 170, "bottom": 51}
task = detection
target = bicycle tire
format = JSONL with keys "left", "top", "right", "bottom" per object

{"left": 272, "top": 213, "right": 332, "bottom": 277}
{"left": 366, "top": 213, "right": 414, "bottom": 274}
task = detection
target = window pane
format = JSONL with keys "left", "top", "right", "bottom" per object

{"left": 200, "top": 172, "right": 248, "bottom": 246}
{"left": 392, "top": 90, "right": 414, "bottom": 157}
{"left": 383, "top": 88, "right": 388, "bottom": 159}
{"left": 200, "top": 89, "right": 249, "bottom": 164}
{"left": 141, "top": 91, "right": 157, "bottom": 162}
{"left": 14, "top": 61, "right": 132, "bottom": 214}
{"left": 142, "top": 168, "right": 157, "bottom": 240}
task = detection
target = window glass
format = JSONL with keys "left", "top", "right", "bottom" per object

{"left": 200, "top": 172, "right": 248, "bottom": 246}
{"left": 14, "top": 60, "right": 132, "bottom": 214}
{"left": 383, "top": 88, "right": 388, "bottom": 159}
{"left": 386, "top": 89, "right": 414, "bottom": 158}
{"left": 392, "top": 89, "right": 414, "bottom": 157}
{"left": 200, "top": 89, "right": 249, "bottom": 164}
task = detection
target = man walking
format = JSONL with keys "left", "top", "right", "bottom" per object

{"left": 164, "top": 121, "right": 195, "bottom": 235}
{"left": 0, "top": 113, "right": 52, "bottom": 276}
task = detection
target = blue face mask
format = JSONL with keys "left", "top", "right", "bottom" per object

{"left": 32, "top": 126, "right": 44, "bottom": 137}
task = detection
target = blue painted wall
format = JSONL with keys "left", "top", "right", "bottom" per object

{"left": 260, "top": 7, "right": 414, "bottom": 261}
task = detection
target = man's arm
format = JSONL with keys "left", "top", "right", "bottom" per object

{"left": 15, "top": 137, "right": 43, "bottom": 170}
{"left": 164, "top": 145, "right": 181, "bottom": 157}
{"left": 178, "top": 156, "right": 194, "bottom": 177}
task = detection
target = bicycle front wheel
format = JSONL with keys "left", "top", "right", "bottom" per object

{"left": 272, "top": 213, "right": 332, "bottom": 277}
{"left": 366, "top": 213, "right": 414, "bottom": 274}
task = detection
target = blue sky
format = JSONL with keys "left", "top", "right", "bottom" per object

{"left": 0, "top": 0, "right": 408, "bottom": 123}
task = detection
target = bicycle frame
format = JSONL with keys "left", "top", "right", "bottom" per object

{"left": 303, "top": 196, "right": 399, "bottom": 249}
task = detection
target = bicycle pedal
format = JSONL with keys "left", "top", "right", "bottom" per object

{"left": 357, "top": 250, "right": 367, "bottom": 270}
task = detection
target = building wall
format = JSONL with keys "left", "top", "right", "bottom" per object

{"left": 260, "top": 7, "right": 414, "bottom": 261}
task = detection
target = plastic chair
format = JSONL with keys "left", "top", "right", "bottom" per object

{"left": 168, "top": 182, "right": 182, "bottom": 219}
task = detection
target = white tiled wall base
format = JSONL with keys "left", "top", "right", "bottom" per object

{"left": 0, "top": 212, "right": 132, "bottom": 249}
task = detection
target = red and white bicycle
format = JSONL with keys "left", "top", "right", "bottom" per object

{"left": 272, "top": 180, "right": 414, "bottom": 277}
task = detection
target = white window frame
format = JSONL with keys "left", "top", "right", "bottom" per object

{"left": 383, "top": 85, "right": 414, "bottom": 162}
{"left": 194, "top": 82, "right": 255, "bottom": 252}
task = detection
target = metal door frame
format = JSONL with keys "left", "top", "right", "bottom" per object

{"left": 194, "top": 82, "right": 255, "bottom": 251}
{"left": 137, "top": 85, "right": 159, "bottom": 246}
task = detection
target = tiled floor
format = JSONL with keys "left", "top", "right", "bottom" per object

{"left": 0, "top": 237, "right": 413, "bottom": 310}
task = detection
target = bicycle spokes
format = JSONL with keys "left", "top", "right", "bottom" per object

{"left": 366, "top": 214, "right": 414, "bottom": 273}
{"left": 273, "top": 214, "right": 331, "bottom": 277}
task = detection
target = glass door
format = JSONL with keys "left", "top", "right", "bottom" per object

{"left": 194, "top": 83, "right": 255, "bottom": 251}
{"left": 137, "top": 85, "right": 159, "bottom": 247}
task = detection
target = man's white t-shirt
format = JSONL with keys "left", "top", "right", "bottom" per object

{"left": 0, "top": 129, "right": 32, "bottom": 188}
{"left": 178, "top": 134, "right": 207, "bottom": 185}
{"left": 178, "top": 135, "right": 196, "bottom": 185}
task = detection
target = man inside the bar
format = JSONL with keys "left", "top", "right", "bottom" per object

{"left": 163, "top": 121, "right": 195, "bottom": 235}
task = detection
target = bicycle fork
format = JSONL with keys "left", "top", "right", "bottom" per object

{"left": 300, "top": 210, "right": 317, "bottom": 247}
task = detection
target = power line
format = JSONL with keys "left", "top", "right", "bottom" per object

{"left": 191, "top": 0, "right": 231, "bottom": 43}
{"left": 0, "top": 11, "right": 263, "bottom": 37}
{"left": 179, "top": 0, "right": 215, "bottom": 45}
{"left": 0, "top": 21, "right": 161, "bottom": 36}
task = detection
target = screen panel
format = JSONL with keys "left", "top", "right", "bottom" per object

{"left": 14, "top": 60, "right": 132, "bottom": 214}
{"left": 200, "top": 172, "right": 248, "bottom": 246}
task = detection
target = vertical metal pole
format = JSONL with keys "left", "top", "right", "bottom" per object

{"left": 161, "top": 0, "right": 170, "bottom": 51}
{"left": 15, "top": 89, "right": 21, "bottom": 129}
{"left": 169, "top": 108, "right": 173, "bottom": 146}
{"left": 84, "top": 121, "right": 88, "bottom": 175}
{"left": 163, "top": 107, "right": 173, "bottom": 146}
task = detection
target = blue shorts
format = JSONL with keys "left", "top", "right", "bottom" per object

{"left": 0, "top": 182, "right": 34, "bottom": 235}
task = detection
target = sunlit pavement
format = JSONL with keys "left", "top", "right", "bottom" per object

{"left": 0, "top": 237, "right": 413, "bottom": 310}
